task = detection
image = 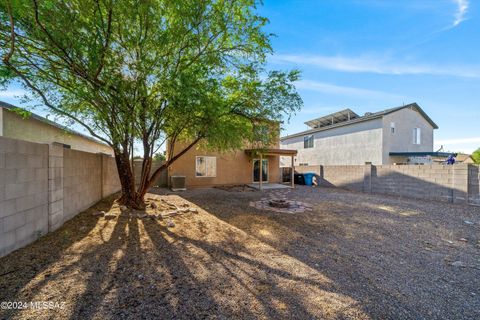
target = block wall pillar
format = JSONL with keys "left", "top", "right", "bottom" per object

{"left": 452, "top": 164, "right": 468, "bottom": 204}
{"left": 48, "top": 143, "right": 64, "bottom": 231}
{"left": 363, "top": 162, "right": 372, "bottom": 193}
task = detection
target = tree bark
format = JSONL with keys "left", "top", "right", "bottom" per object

{"left": 138, "top": 137, "right": 202, "bottom": 199}
{"left": 114, "top": 150, "right": 144, "bottom": 209}
{"left": 114, "top": 137, "right": 202, "bottom": 209}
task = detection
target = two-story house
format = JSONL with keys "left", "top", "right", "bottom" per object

{"left": 281, "top": 103, "right": 443, "bottom": 166}
{"left": 167, "top": 123, "right": 297, "bottom": 189}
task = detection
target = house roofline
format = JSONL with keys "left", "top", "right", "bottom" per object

{"left": 0, "top": 100, "right": 111, "bottom": 148}
{"left": 281, "top": 102, "right": 438, "bottom": 141}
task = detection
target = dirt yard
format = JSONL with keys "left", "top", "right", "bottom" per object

{"left": 0, "top": 186, "right": 479, "bottom": 319}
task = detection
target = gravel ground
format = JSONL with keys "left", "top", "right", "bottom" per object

{"left": 1, "top": 186, "right": 479, "bottom": 319}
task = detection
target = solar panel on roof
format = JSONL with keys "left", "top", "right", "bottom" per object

{"left": 304, "top": 108, "right": 359, "bottom": 129}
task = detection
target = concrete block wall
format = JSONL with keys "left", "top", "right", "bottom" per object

{"left": 102, "top": 154, "right": 121, "bottom": 197}
{"left": 1, "top": 136, "right": 49, "bottom": 257}
{"left": 63, "top": 149, "right": 102, "bottom": 220}
{"left": 468, "top": 165, "right": 480, "bottom": 205}
{"left": 133, "top": 160, "right": 167, "bottom": 187}
{"left": 48, "top": 143, "right": 64, "bottom": 231}
{"left": 371, "top": 165, "right": 460, "bottom": 202}
{"left": 300, "top": 163, "right": 479, "bottom": 205}
{"left": 1, "top": 137, "right": 120, "bottom": 257}
{"left": 295, "top": 165, "right": 364, "bottom": 191}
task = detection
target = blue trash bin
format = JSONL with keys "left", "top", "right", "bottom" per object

{"left": 303, "top": 173, "right": 316, "bottom": 186}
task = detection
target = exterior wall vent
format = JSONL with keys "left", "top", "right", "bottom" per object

{"left": 170, "top": 175, "right": 186, "bottom": 191}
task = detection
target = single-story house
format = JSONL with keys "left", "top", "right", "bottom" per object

{"left": 0, "top": 101, "right": 113, "bottom": 155}
{"left": 456, "top": 153, "right": 475, "bottom": 164}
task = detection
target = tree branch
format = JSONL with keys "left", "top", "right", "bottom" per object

{"left": 2, "top": 0, "right": 15, "bottom": 63}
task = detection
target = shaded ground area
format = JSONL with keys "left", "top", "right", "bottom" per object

{"left": 1, "top": 186, "right": 479, "bottom": 319}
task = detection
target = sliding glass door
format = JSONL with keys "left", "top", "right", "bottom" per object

{"left": 253, "top": 159, "right": 268, "bottom": 182}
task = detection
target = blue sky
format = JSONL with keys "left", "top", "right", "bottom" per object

{"left": 1, "top": 0, "right": 479, "bottom": 153}
{"left": 261, "top": 0, "right": 480, "bottom": 153}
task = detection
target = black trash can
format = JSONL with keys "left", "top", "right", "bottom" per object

{"left": 294, "top": 173, "right": 305, "bottom": 185}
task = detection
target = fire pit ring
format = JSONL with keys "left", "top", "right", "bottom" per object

{"left": 268, "top": 199, "right": 291, "bottom": 208}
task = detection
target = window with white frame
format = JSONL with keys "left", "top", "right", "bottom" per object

{"left": 304, "top": 135, "right": 314, "bottom": 148}
{"left": 195, "top": 156, "right": 216, "bottom": 177}
{"left": 390, "top": 122, "right": 395, "bottom": 134}
{"left": 413, "top": 128, "right": 421, "bottom": 144}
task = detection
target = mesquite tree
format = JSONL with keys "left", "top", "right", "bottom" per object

{"left": 0, "top": 0, "right": 302, "bottom": 208}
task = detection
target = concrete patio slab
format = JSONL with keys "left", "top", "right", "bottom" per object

{"left": 247, "top": 183, "right": 292, "bottom": 190}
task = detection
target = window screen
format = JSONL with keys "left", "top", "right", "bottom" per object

{"left": 413, "top": 128, "right": 421, "bottom": 144}
{"left": 196, "top": 156, "right": 216, "bottom": 177}
{"left": 304, "top": 135, "right": 314, "bottom": 148}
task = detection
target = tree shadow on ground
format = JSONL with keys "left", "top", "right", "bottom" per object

{"left": 168, "top": 186, "right": 480, "bottom": 320}
{"left": 142, "top": 220, "right": 329, "bottom": 319}
{"left": 0, "top": 196, "right": 116, "bottom": 317}
{"left": 1, "top": 192, "right": 370, "bottom": 319}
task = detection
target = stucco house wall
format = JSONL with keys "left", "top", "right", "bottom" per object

{"left": 281, "top": 103, "right": 436, "bottom": 166}
{"left": 168, "top": 143, "right": 281, "bottom": 187}
{"left": 382, "top": 108, "right": 434, "bottom": 164}
{"left": 0, "top": 106, "right": 113, "bottom": 155}
{"left": 281, "top": 118, "right": 384, "bottom": 166}
{"left": 168, "top": 122, "right": 285, "bottom": 188}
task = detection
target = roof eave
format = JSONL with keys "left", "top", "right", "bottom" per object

{"left": 0, "top": 101, "right": 111, "bottom": 147}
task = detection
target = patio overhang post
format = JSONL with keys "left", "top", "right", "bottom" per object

{"left": 259, "top": 152, "right": 263, "bottom": 190}
{"left": 291, "top": 155, "right": 295, "bottom": 188}
{"left": 243, "top": 148, "right": 297, "bottom": 190}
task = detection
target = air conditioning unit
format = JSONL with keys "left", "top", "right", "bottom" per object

{"left": 170, "top": 176, "right": 186, "bottom": 191}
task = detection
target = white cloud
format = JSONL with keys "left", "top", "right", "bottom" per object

{"left": 0, "top": 89, "right": 26, "bottom": 98}
{"left": 298, "top": 106, "right": 338, "bottom": 115}
{"left": 452, "top": 0, "right": 468, "bottom": 27}
{"left": 435, "top": 136, "right": 480, "bottom": 153}
{"left": 271, "top": 54, "right": 480, "bottom": 78}
{"left": 436, "top": 137, "right": 480, "bottom": 145}
{"left": 296, "top": 79, "right": 403, "bottom": 100}
{"left": 435, "top": 137, "right": 480, "bottom": 153}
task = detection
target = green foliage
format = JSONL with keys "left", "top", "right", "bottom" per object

{"left": 472, "top": 148, "right": 480, "bottom": 164}
{"left": 153, "top": 153, "right": 166, "bottom": 162}
{"left": 7, "top": 106, "right": 31, "bottom": 119}
{"left": 0, "top": 0, "right": 302, "bottom": 200}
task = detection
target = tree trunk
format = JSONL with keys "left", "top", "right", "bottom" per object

{"left": 115, "top": 137, "right": 202, "bottom": 209}
{"left": 114, "top": 150, "right": 144, "bottom": 209}
{"left": 143, "top": 136, "right": 202, "bottom": 193}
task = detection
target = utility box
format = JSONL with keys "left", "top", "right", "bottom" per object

{"left": 170, "top": 176, "right": 186, "bottom": 191}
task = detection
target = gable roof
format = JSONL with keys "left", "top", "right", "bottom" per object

{"left": 456, "top": 153, "right": 474, "bottom": 163}
{"left": 0, "top": 100, "right": 110, "bottom": 147}
{"left": 281, "top": 102, "right": 438, "bottom": 141}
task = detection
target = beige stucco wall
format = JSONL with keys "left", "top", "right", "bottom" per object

{"left": 1, "top": 108, "right": 113, "bottom": 155}
{"left": 168, "top": 142, "right": 281, "bottom": 188}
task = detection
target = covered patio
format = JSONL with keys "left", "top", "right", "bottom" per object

{"left": 244, "top": 148, "right": 297, "bottom": 190}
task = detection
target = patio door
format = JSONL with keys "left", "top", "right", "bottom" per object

{"left": 253, "top": 159, "right": 268, "bottom": 182}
